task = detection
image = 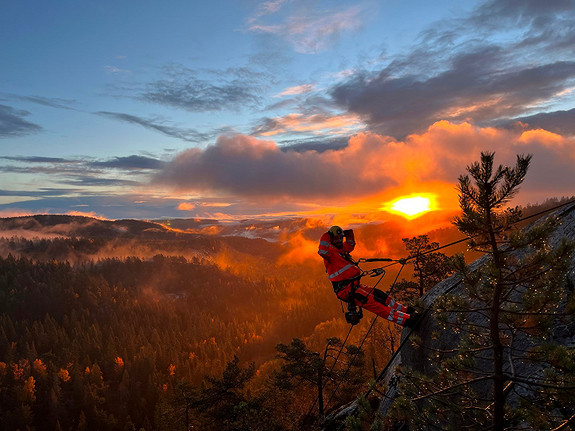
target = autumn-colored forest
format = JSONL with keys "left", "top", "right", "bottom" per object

{"left": 0, "top": 197, "right": 570, "bottom": 430}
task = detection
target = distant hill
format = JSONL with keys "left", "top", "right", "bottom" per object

{"left": 152, "top": 217, "right": 326, "bottom": 242}
{"left": 0, "top": 214, "right": 173, "bottom": 239}
{"left": 0, "top": 214, "right": 284, "bottom": 262}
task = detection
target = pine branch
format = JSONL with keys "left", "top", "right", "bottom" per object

{"left": 505, "top": 375, "right": 575, "bottom": 391}
{"left": 411, "top": 375, "right": 494, "bottom": 402}
{"left": 500, "top": 310, "right": 565, "bottom": 317}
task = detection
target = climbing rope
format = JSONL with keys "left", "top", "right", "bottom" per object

{"left": 301, "top": 261, "right": 398, "bottom": 426}
{"left": 323, "top": 261, "right": 407, "bottom": 413}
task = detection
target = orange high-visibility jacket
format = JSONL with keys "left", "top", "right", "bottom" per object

{"left": 318, "top": 231, "right": 361, "bottom": 283}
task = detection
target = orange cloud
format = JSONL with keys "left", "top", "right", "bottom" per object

{"left": 177, "top": 202, "right": 195, "bottom": 211}
{"left": 256, "top": 112, "right": 364, "bottom": 136}
{"left": 269, "top": 121, "right": 575, "bottom": 268}
{"left": 0, "top": 210, "right": 35, "bottom": 218}
{"left": 517, "top": 129, "right": 564, "bottom": 147}
{"left": 177, "top": 201, "right": 232, "bottom": 212}
{"left": 275, "top": 84, "right": 316, "bottom": 97}
{"left": 192, "top": 225, "right": 224, "bottom": 235}
{"left": 65, "top": 211, "right": 108, "bottom": 220}
{"left": 155, "top": 122, "right": 575, "bottom": 211}
{"left": 205, "top": 202, "right": 232, "bottom": 207}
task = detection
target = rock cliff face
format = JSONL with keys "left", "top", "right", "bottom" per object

{"left": 379, "top": 202, "right": 575, "bottom": 424}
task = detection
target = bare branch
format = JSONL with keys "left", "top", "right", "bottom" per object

{"left": 550, "top": 413, "right": 575, "bottom": 431}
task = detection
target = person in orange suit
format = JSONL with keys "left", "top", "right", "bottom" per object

{"left": 318, "top": 226, "right": 419, "bottom": 328}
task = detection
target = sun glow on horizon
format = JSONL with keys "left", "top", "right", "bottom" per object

{"left": 384, "top": 194, "right": 436, "bottom": 219}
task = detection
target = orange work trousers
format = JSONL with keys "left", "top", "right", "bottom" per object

{"left": 336, "top": 282, "right": 410, "bottom": 326}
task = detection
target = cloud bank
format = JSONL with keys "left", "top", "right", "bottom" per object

{"left": 154, "top": 122, "right": 575, "bottom": 204}
{"left": 154, "top": 133, "right": 394, "bottom": 198}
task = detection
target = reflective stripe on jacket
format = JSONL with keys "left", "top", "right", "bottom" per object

{"left": 318, "top": 231, "right": 361, "bottom": 282}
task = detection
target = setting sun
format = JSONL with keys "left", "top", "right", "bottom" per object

{"left": 384, "top": 195, "right": 435, "bottom": 219}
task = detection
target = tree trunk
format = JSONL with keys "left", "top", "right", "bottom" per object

{"left": 491, "top": 289, "right": 505, "bottom": 431}
{"left": 317, "top": 366, "right": 324, "bottom": 418}
{"left": 486, "top": 206, "right": 505, "bottom": 431}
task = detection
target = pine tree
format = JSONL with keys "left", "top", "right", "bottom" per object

{"left": 274, "top": 337, "right": 368, "bottom": 427}
{"left": 394, "top": 235, "right": 453, "bottom": 302}
{"left": 404, "top": 235, "right": 453, "bottom": 296}
{"left": 274, "top": 338, "right": 328, "bottom": 418}
{"left": 454, "top": 152, "right": 533, "bottom": 430}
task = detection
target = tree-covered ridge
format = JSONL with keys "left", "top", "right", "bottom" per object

{"left": 0, "top": 253, "right": 342, "bottom": 430}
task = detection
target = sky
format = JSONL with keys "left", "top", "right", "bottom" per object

{"left": 1, "top": 0, "right": 574, "bottom": 222}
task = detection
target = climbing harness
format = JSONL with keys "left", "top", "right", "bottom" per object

{"left": 335, "top": 257, "right": 393, "bottom": 326}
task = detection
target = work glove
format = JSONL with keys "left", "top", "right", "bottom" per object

{"left": 343, "top": 229, "right": 355, "bottom": 246}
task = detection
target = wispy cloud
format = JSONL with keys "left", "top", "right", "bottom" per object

{"left": 252, "top": 112, "right": 363, "bottom": 136}
{"left": 58, "top": 177, "right": 140, "bottom": 187}
{"left": 468, "top": 0, "right": 575, "bottom": 37}
{"left": 104, "top": 65, "right": 132, "bottom": 76}
{"left": 0, "top": 194, "right": 197, "bottom": 220}
{"left": 140, "top": 64, "right": 266, "bottom": 112}
{"left": 95, "top": 111, "right": 210, "bottom": 143}
{"left": 247, "top": 0, "right": 289, "bottom": 24}
{"left": 0, "top": 104, "right": 42, "bottom": 137}
{"left": 13, "top": 95, "right": 77, "bottom": 110}
{"left": 0, "top": 153, "right": 161, "bottom": 193}
{"left": 0, "top": 188, "right": 79, "bottom": 197}
{"left": 89, "top": 155, "right": 165, "bottom": 170}
{"left": 248, "top": 2, "right": 367, "bottom": 54}
{"left": 275, "top": 84, "right": 316, "bottom": 97}
{"left": 1, "top": 154, "right": 164, "bottom": 174}
{"left": 0, "top": 156, "right": 76, "bottom": 164}
{"left": 0, "top": 163, "right": 103, "bottom": 180}
{"left": 177, "top": 201, "right": 232, "bottom": 211}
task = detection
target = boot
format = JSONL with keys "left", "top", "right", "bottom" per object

{"left": 404, "top": 312, "right": 422, "bottom": 329}
{"left": 345, "top": 304, "right": 363, "bottom": 325}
